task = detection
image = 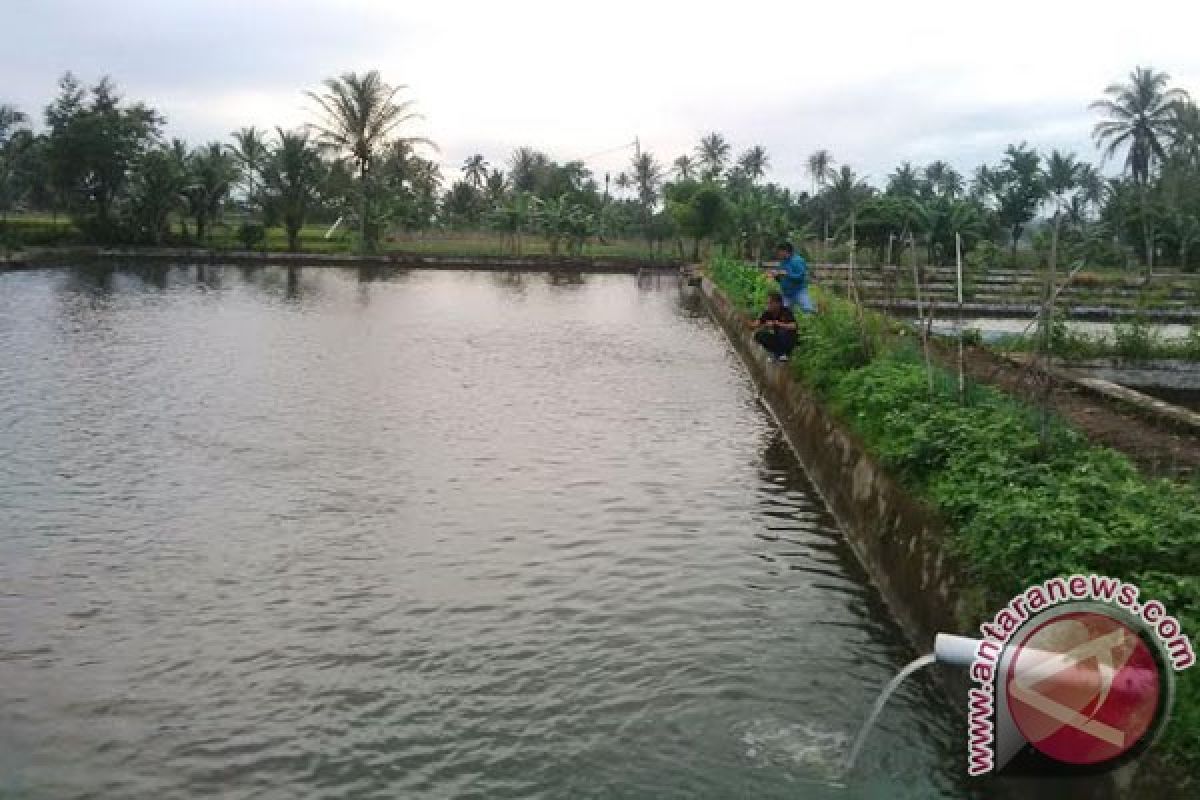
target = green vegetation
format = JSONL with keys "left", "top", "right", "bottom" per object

{"left": 709, "top": 255, "right": 1200, "bottom": 775}
{"left": 4, "top": 66, "right": 1200, "bottom": 271}
{"left": 996, "top": 313, "right": 1200, "bottom": 360}
{"left": 306, "top": 70, "right": 431, "bottom": 252}
{"left": 0, "top": 213, "right": 675, "bottom": 260}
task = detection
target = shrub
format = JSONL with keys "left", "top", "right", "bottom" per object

{"left": 707, "top": 255, "right": 1200, "bottom": 773}
{"left": 237, "top": 222, "right": 266, "bottom": 250}
{"left": 709, "top": 255, "right": 771, "bottom": 313}
{"left": 966, "top": 240, "right": 1004, "bottom": 272}
{"left": 1186, "top": 325, "right": 1200, "bottom": 360}
{"left": 0, "top": 217, "right": 81, "bottom": 248}
{"left": 1114, "top": 315, "right": 1163, "bottom": 360}
{"left": 793, "top": 290, "right": 879, "bottom": 393}
{"left": 1048, "top": 312, "right": 1105, "bottom": 359}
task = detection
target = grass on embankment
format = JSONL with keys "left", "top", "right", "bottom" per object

{"left": 993, "top": 316, "right": 1200, "bottom": 361}
{"left": 0, "top": 215, "right": 673, "bottom": 261}
{"left": 709, "top": 255, "right": 1200, "bottom": 778}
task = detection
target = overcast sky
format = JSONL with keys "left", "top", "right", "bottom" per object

{"left": 5, "top": 0, "right": 1200, "bottom": 192}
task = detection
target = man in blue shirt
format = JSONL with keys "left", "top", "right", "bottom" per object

{"left": 767, "top": 241, "right": 814, "bottom": 313}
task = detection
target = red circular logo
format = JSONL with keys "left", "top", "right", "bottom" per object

{"left": 1005, "top": 611, "right": 1162, "bottom": 765}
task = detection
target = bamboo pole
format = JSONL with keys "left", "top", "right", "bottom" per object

{"left": 910, "top": 233, "right": 924, "bottom": 320}
{"left": 911, "top": 235, "right": 934, "bottom": 397}
{"left": 848, "top": 212, "right": 857, "bottom": 303}
{"left": 849, "top": 213, "right": 870, "bottom": 355}
{"left": 956, "top": 232, "right": 965, "bottom": 403}
{"left": 1037, "top": 216, "right": 1061, "bottom": 448}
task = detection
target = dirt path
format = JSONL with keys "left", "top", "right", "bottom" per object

{"left": 937, "top": 342, "right": 1200, "bottom": 480}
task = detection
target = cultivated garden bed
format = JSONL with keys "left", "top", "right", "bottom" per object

{"left": 708, "top": 256, "right": 1200, "bottom": 787}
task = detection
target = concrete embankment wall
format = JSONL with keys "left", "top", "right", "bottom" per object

{"left": 697, "top": 277, "right": 1182, "bottom": 799}
{"left": 698, "top": 276, "right": 977, "bottom": 645}
{"left": 1053, "top": 358, "right": 1200, "bottom": 393}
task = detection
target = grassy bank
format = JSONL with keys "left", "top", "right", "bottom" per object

{"left": 813, "top": 261, "right": 1200, "bottom": 318}
{"left": 994, "top": 316, "right": 1200, "bottom": 361}
{"left": 709, "top": 255, "right": 1200, "bottom": 777}
{"left": 0, "top": 215, "right": 675, "bottom": 261}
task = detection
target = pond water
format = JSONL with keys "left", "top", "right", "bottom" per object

{"left": 0, "top": 265, "right": 975, "bottom": 799}
{"left": 928, "top": 316, "right": 1194, "bottom": 343}
{"left": 1139, "top": 386, "right": 1200, "bottom": 411}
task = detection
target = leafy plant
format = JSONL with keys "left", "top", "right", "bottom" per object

{"left": 709, "top": 254, "right": 771, "bottom": 313}
{"left": 236, "top": 222, "right": 265, "bottom": 250}
{"left": 707, "top": 256, "right": 1200, "bottom": 772}
{"left": 1113, "top": 313, "right": 1164, "bottom": 359}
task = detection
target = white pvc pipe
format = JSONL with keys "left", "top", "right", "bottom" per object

{"left": 934, "top": 633, "right": 981, "bottom": 668}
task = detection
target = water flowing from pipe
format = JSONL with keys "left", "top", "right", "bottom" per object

{"left": 843, "top": 653, "right": 938, "bottom": 775}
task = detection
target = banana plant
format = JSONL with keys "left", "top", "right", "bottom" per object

{"left": 488, "top": 191, "right": 534, "bottom": 255}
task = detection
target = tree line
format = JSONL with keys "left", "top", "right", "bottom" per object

{"left": 1, "top": 66, "right": 1197, "bottom": 271}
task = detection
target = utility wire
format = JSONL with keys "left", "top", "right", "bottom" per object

{"left": 575, "top": 139, "right": 639, "bottom": 163}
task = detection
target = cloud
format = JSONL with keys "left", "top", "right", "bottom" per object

{"left": 4, "top": 0, "right": 1199, "bottom": 191}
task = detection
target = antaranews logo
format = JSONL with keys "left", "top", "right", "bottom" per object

{"left": 964, "top": 574, "right": 1194, "bottom": 776}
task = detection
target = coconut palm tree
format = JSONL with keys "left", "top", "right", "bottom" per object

{"left": 969, "top": 165, "right": 996, "bottom": 204}
{"left": 557, "top": 160, "right": 590, "bottom": 195}
{"left": 306, "top": 70, "right": 433, "bottom": 251}
{"left": 614, "top": 171, "right": 633, "bottom": 198}
{"left": 1044, "top": 150, "right": 1082, "bottom": 212}
{"left": 828, "top": 165, "right": 874, "bottom": 227}
{"left": 484, "top": 168, "right": 507, "bottom": 207}
{"left": 263, "top": 128, "right": 324, "bottom": 252}
{"left": 181, "top": 143, "right": 238, "bottom": 242}
{"left": 886, "top": 162, "right": 923, "bottom": 198}
{"left": 462, "top": 153, "right": 489, "bottom": 189}
{"left": 806, "top": 149, "right": 836, "bottom": 256}
{"left": 805, "top": 149, "right": 835, "bottom": 197}
{"left": 1076, "top": 163, "right": 1105, "bottom": 222}
{"left": 1043, "top": 150, "right": 1081, "bottom": 276}
{"left": 924, "top": 160, "right": 963, "bottom": 199}
{"left": 631, "top": 151, "right": 663, "bottom": 215}
{"left": 162, "top": 138, "right": 192, "bottom": 236}
{"left": 695, "top": 132, "right": 731, "bottom": 180}
{"left": 0, "top": 105, "right": 30, "bottom": 225}
{"left": 228, "top": 126, "right": 269, "bottom": 214}
{"left": 672, "top": 154, "right": 695, "bottom": 181}
{"left": 1171, "top": 100, "right": 1200, "bottom": 162}
{"left": 0, "top": 105, "right": 26, "bottom": 145}
{"left": 508, "top": 147, "right": 546, "bottom": 194}
{"left": 993, "top": 143, "right": 1046, "bottom": 260}
{"left": 169, "top": 138, "right": 189, "bottom": 168}
{"left": 737, "top": 145, "right": 769, "bottom": 183}
{"left": 1091, "top": 66, "right": 1191, "bottom": 272}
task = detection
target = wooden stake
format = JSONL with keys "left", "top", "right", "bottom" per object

{"left": 1038, "top": 216, "right": 1061, "bottom": 448}
{"left": 956, "top": 232, "right": 965, "bottom": 403}
{"left": 848, "top": 212, "right": 857, "bottom": 303}
{"left": 911, "top": 235, "right": 933, "bottom": 397}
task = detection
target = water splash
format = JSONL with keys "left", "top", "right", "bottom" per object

{"left": 843, "top": 653, "right": 938, "bottom": 774}
{"left": 740, "top": 718, "right": 849, "bottom": 777}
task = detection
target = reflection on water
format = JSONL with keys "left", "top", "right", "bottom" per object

{"left": 0, "top": 266, "right": 975, "bottom": 799}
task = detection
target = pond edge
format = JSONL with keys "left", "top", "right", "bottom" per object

{"left": 696, "top": 275, "right": 1163, "bottom": 798}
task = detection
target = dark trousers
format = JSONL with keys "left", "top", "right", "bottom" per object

{"left": 754, "top": 328, "right": 796, "bottom": 358}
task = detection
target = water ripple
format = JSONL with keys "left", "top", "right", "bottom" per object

{"left": 0, "top": 267, "right": 973, "bottom": 799}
